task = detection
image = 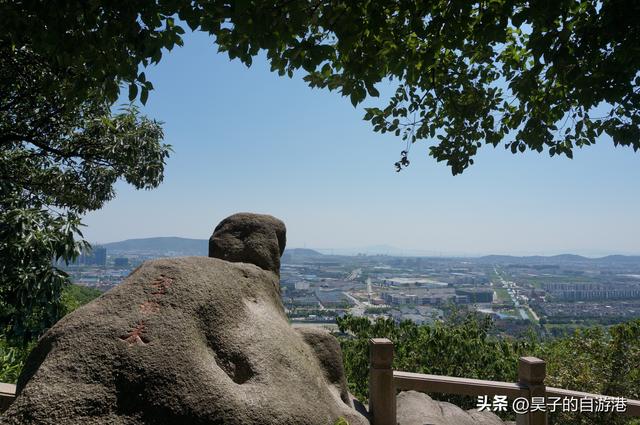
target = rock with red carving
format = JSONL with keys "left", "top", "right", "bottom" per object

{"left": 2, "top": 214, "right": 367, "bottom": 425}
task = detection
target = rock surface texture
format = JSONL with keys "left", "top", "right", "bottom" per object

{"left": 2, "top": 213, "right": 367, "bottom": 425}
{"left": 397, "top": 391, "right": 511, "bottom": 425}
{"left": 209, "top": 212, "right": 286, "bottom": 275}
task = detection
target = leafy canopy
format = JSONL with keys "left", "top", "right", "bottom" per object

{"left": 3, "top": 0, "right": 639, "bottom": 174}
{"left": 0, "top": 44, "right": 170, "bottom": 342}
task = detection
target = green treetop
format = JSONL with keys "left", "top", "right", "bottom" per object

{"left": 3, "top": 0, "right": 639, "bottom": 174}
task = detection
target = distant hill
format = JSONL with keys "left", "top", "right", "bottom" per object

{"left": 316, "top": 245, "right": 441, "bottom": 256}
{"left": 474, "top": 253, "right": 640, "bottom": 265}
{"left": 103, "top": 237, "right": 208, "bottom": 255}
{"left": 282, "top": 248, "right": 324, "bottom": 258}
{"left": 100, "top": 237, "right": 640, "bottom": 265}
{"left": 102, "top": 238, "right": 326, "bottom": 258}
{"left": 598, "top": 255, "right": 640, "bottom": 263}
{"left": 475, "top": 254, "right": 590, "bottom": 263}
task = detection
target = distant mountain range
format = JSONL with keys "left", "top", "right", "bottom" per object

{"left": 100, "top": 237, "right": 640, "bottom": 264}
{"left": 283, "top": 248, "right": 324, "bottom": 257}
{"left": 102, "top": 238, "right": 327, "bottom": 258}
{"left": 473, "top": 253, "right": 640, "bottom": 265}
{"left": 103, "top": 237, "right": 208, "bottom": 255}
{"left": 316, "top": 245, "right": 442, "bottom": 256}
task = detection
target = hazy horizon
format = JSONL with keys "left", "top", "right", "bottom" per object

{"left": 83, "top": 30, "right": 640, "bottom": 258}
{"left": 93, "top": 235, "right": 640, "bottom": 258}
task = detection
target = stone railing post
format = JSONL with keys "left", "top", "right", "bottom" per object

{"left": 0, "top": 383, "right": 16, "bottom": 413}
{"left": 369, "top": 338, "right": 396, "bottom": 425}
{"left": 517, "top": 357, "right": 547, "bottom": 425}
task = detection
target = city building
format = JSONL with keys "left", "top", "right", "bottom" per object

{"left": 455, "top": 288, "right": 494, "bottom": 303}
{"left": 114, "top": 257, "right": 129, "bottom": 268}
{"left": 73, "top": 246, "right": 107, "bottom": 266}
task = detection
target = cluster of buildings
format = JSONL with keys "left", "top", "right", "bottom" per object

{"left": 61, "top": 241, "right": 640, "bottom": 337}
{"left": 278, "top": 251, "right": 506, "bottom": 329}
{"left": 544, "top": 282, "right": 640, "bottom": 301}
{"left": 61, "top": 246, "right": 141, "bottom": 291}
{"left": 497, "top": 259, "right": 640, "bottom": 330}
{"left": 73, "top": 246, "right": 107, "bottom": 266}
{"left": 378, "top": 274, "right": 493, "bottom": 307}
{"left": 381, "top": 287, "right": 493, "bottom": 306}
{"left": 538, "top": 300, "right": 640, "bottom": 323}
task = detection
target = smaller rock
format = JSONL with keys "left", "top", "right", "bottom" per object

{"left": 397, "top": 391, "right": 508, "bottom": 425}
{"left": 295, "top": 327, "right": 352, "bottom": 406}
{"left": 209, "top": 213, "right": 286, "bottom": 274}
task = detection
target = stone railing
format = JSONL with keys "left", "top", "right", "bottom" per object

{"left": 2, "top": 340, "right": 640, "bottom": 423}
{"left": 0, "top": 383, "right": 16, "bottom": 413}
{"left": 369, "top": 338, "right": 640, "bottom": 425}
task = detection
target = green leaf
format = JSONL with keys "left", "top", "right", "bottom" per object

{"left": 140, "top": 87, "right": 149, "bottom": 105}
{"left": 128, "top": 83, "right": 138, "bottom": 102}
{"left": 350, "top": 91, "right": 359, "bottom": 107}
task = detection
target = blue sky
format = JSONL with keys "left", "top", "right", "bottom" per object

{"left": 83, "top": 30, "right": 640, "bottom": 256}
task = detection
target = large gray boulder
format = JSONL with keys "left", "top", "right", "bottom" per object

{"left": 209, "top": 213, "right": 286, "bottom": 275}
{"left": 2, "top": 213, "right": 366, "bottom": 425}
{"left": 397, "top": 391, "right": 510, "bottom": 425}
